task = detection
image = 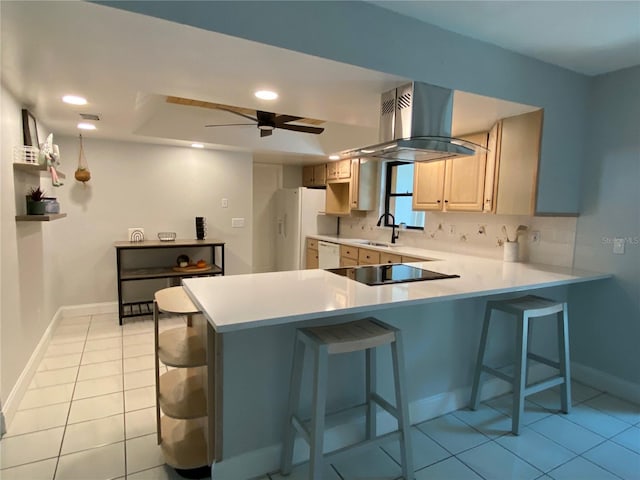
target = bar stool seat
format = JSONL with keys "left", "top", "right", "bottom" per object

{"left": 470, "top": 295, "right": 571, "bottom": 435}
{"left": 281, "top": 317, "right": 414, "bottom": 480}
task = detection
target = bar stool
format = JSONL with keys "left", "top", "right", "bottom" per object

{"left": 281, "top": 317, "right": 414, "bottom": 480}
{"left": 469, "top": 295, "right": 571, "bottom": 435}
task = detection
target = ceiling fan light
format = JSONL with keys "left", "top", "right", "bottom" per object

{"left": 254, "top": 90, "right": 278, "bottom": 100}
{"left": 258, "top": 124, "right": 275, "bottom": 131}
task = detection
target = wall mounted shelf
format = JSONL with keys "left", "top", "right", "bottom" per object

{"left": 15, "top": 213, "right": 67, "bottom": 222}
{"left": 13, "top": 162, "right": 66, "bottom": 179}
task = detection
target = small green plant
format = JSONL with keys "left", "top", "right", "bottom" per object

{"left": 28, "top": 186, "right": 45, "bottom": 202}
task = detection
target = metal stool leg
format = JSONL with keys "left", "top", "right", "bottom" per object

{"left": 366, "top": 347, "right": 377, "bottom": 440}
{"left": 281, "top": 334, "right": 306, "bottom": 475}
{"left": 512, "top": 313, "right": 529, "bottom": 435}
{"left": 470, "top": 303, "right": 493, "bottom": 410}
{"left": 391, "top": 332, "right": 414, "bottom": 480}
{"left": 557, "top": 303, "right": 572, "bottom": 413}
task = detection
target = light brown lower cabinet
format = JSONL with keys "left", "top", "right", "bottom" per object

{"left": 340, "top": 257, "right": 358, "bottom": 267}
{"left": 358, "top": 248, "right": 380, "bottom": 265}
{"left": 380, "top": 252, "right": 402, "bottom": 264}
{"left": 306, "top": 238, "right": 319, "bottom": 269}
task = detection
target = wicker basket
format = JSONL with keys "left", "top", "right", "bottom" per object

{"left": 13, "top": 145, "right": 40, "bottom": 164}
{"left": 158, "top": 232, "right": 177, "bottom": 242}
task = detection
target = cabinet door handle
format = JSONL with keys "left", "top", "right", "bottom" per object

{"left": 444, "top": 199, "right": 449, "bottom": 203}
{"left": 437, "top": 200, "right": 441, "bottom": 203}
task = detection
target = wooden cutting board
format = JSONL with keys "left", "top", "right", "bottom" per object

{"left": 172, "top": 265, "right": 212, "bottom": 273}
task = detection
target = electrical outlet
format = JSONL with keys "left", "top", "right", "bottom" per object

{"left": 613, "top": 238, "right": 625, "bottom": 254}
{"left": 530, "top": 231, "right": 540, "bottom": 243}
{"left": 221, "top": 198, "right": 228, "bottom": 208}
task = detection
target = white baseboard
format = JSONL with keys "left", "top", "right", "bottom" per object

{"left": 572, "top": 361, "right": 640, "bottom": 402}
{"left": 1, "top": 302, "right": 119, "bottom": 433}
{"left": 214, "top": 365, "right": 548, "bottom": 479}
{"left": 62, "top": 301, "right": 118, "bottom": 317}
{"left": 2, "top": 307, "right": 64, "bottom": 431}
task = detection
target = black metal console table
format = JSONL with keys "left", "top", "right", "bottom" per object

{"left": 114, "top": 239, "right": 225, "bottom": 325}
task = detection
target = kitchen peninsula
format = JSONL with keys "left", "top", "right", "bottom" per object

{"left": 181, "top": 248, "right": 610, "bottom": 478}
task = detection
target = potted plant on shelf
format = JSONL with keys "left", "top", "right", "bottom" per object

{"left": 26, "top": 186, "right": 46, "bottom": 215}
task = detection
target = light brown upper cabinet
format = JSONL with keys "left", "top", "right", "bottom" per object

{"left": 487, "top": 110, "right": 543, "bottom": 215}
{"left": 326, "top": 159, "right": 351, "bottom": 181}
{"left": 302, "top": 164, "right": 327, "bottom": 188}
{"left": 326, "top": 159, "right": 376, "bottom": 215}
{"left": 412, "top": 132, "right": 488, "bottom": 212}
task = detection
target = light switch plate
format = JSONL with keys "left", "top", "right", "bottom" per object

{"left": 232, "top": 218, "right": 245, "bottom": 228}
{"left": 221, "top": 198, "right": 228, "bottom": 208}
{"left": 613, "top": 238, "right": 625, "bottom": 254}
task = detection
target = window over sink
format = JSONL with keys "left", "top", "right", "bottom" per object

{"left": 382, "top": 161, "right": 425, "bottom": 230}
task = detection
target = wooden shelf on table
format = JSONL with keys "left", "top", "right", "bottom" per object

{"left": 159, "top": 367, "right": 207, "bottom": 419}
{"left": 13, "top": 162, "right": 66, "bottom": 179}
{"left": 160, "top": 416, "right": 208, "bottom": 469}
{"left": 120, "top": 265, "right": 222, "bottom": 281}
{"left": 158, "top": 326, "right": 206, "bottom": 368}
{"left": 15, "top": 213, "right": 67, "bottom": 222}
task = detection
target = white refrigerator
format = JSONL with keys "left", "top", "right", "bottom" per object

{"left": 275, "top": 188, "right": 337, "bottom": 271}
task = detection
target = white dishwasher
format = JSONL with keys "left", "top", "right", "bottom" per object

{"left": 318, "top": 241, "right": 340, "bottom": 269}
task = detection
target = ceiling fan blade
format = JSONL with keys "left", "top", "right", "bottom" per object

{"left": 274, "top": 115, "right": 303, "bottom": 125}
{"left": 278, "top": 124, "right": 325, "bottom": 135}
{"left": 216, "top": 107, "right": 257, "bottom": 122}
{"left": 260, "top": 129, "right": 273, "bottom": 138}
{"left": 205, "top": 123, "right": 255, "bottom": 127}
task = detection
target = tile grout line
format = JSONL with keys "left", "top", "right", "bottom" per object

{"left": 122, "top": 317, "right": 129, "bottom": 479}
{"left": 51, "top": 314, "right": 90, "bottom": 480}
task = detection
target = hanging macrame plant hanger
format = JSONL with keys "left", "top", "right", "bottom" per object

{"left": 75, "top": 134, "right": 91, "bottom": 184}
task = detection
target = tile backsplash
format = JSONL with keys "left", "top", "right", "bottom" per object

{"left": 339, "top": 211, "right": 577, "bottom": 267}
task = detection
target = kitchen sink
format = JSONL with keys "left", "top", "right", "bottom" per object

{"left": 353, "top": 240, "right": 403, "bottom": 248}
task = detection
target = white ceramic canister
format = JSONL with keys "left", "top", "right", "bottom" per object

{"left": 503, "top": 241, "right": 519, "bottom": 262}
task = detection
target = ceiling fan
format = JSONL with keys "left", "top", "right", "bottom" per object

{"left": 205, "top": 107, "right": 325, "bottom": 138}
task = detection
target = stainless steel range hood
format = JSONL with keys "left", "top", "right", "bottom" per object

{"left": 339, "top": 82, "right": 480, "bottom": 162}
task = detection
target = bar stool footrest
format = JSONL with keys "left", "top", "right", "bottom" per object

{"left": 523, "top": 376, "right": 565, "bottom": 397}
{"left": 527, "top": 352, "right": 560, "bottom": 369}
{"left": 370, "top": 393, "right": 399, "bottom": 420}
{"left": 482, "top": 366, "right": 514, "bottom": 384}
{"left": 291, "top": 414, "right": 311, "bottom": 444}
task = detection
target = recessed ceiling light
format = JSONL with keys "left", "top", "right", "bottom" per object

{"left": 329, "top": 155, "right": 340, "bottom": 160}
{"left": 254, "top": 90, "right": 278, "bottom": 100}
{"left": 77, "top": 122, "right": 96, "bottom": 130}
{"left": 63, "top": 95, "right": 87, "bottom": 105}
{"left": 191, "top": 143, "right": 204, "bottom": 149}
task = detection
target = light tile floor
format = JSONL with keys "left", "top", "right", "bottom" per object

{"left": 1, "top": 312, "right": 639, "bottom": 480}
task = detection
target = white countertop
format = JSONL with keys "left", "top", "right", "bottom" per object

{"left": 182, "top": 246, "right": 610, "bottom": 333}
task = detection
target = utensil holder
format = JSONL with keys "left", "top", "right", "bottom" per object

{"left": 503, "top": 241, "right": 519, "bottom": 262}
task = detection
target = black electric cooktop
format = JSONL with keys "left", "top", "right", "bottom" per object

{"left": 326, "top": 264, "right": 459, "bottom": 286}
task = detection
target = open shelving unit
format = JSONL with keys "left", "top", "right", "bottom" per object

{"left": 15, "top": 213, "right": 67, "bottom": 222}
{"left": 13, "top": 162, "right": 67, "bottom": 178}
{"left": 154, "top": 286, "right": 221, "bottom": 473}
{"left": 13, "top": 162, "right": 67, "bottom": 222}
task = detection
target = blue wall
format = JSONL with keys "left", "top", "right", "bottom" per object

{"left": 96, "top": 0, "right": 639, "bottom": 461}
{"left": 99, "top": 0, "right": 590, "bottom": 214}
{"left": 570, "top": 66, "right": 640, "bottom": 385}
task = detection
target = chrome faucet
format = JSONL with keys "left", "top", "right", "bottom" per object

{"left": 376, "top": 213, "right": 400, "bottom": 244}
